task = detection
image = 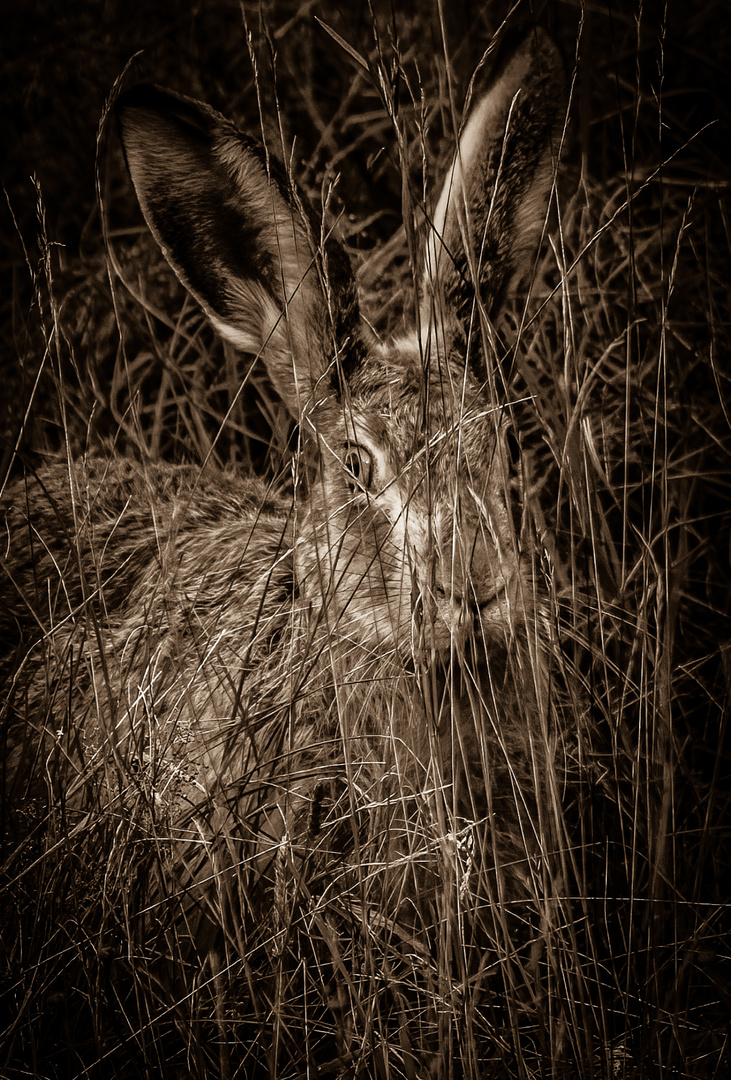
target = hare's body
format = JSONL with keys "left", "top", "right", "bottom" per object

{"left": 3, "top": 461, "right": 292, "bottom": 799}
{"left": 2, "top": 456, "right": 417, "bottom": 817}
{"left": 0, "top": 388, "right": 533, "bottom": 841}
{"left": 1, "top": 29, "right": 565, "bottom": 1073}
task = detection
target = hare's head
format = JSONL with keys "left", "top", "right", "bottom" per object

{"left": 118, "top": 31, "right": 563, "bottom": 663}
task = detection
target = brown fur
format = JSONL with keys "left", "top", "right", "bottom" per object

{"left": 1, "top": 31, "right": 565, "bottom": 1010}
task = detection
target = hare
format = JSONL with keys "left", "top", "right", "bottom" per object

{"left": 1, "top": 26, "right": 564, "bottom": 1007}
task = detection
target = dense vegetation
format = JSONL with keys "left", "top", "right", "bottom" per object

{"left": 1, "top": 2, "right": 729, "bottom": 1077}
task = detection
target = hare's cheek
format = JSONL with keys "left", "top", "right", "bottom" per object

{"left": 295, "top": 504, "right": 412, "bottom": 649}
{"left": 339, "top": 510, "right": 410, "bottom": 621}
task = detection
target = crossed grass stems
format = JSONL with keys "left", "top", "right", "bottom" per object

{"left": 2, "top": 11, "right": 729, "bottom": 1080}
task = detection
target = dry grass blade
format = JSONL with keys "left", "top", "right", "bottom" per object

{"left": 1, "top": 3, "right": 729, "bottom": 1079}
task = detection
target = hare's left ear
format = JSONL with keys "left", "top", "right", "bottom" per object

{"left": 422, "top": 29, "right": 564, "bottom": 358}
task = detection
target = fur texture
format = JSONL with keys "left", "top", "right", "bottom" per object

{"left": 1, "top": 31, "right": 565, "bottom": 954}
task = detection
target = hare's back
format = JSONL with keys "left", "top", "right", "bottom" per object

{"left": 1, "top": 458, "right": 295, "bottom": 730}
{"left": 1, "top": 457, "right": 299, "bottom": 835}
{"left": 2, "top": 458, "right": 289, "bottom": 636}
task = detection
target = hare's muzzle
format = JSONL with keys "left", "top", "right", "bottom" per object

{"left": 434, "top": 510, "right": 512, "bottom": 610}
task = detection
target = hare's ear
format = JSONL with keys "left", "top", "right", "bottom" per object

{"left": 422, "top": 30, "right": 564, "bottom": 357}
{"left": 117, "top": 85, "right": 360, "bottom": 417}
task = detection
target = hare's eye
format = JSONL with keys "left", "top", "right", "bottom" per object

{"left": 342, "top": 444, "right": 373, "bottom": 491}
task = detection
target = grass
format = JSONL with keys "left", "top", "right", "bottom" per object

{"left": 1, "top": 1, "right": 730, "bottom": 1078}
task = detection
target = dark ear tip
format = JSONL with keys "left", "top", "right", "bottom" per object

{"left": 527, "top": 26, "right": 564, "bottom": 81}
{"left": 116, "top": 83, "right": 172, "bottom": 123}
{"left": 116, "top": 84, "right": 222, "bottom": 142}
{"left": 488, "top": 25, "right": 564, "bottom": 90}
{"left": 116, "top": 84, "right": 175, "bottom": 147}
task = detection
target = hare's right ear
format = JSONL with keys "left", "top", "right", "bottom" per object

{"left": 422, "top": 29, "right": 564, "bottom": 364}
{"left": 117, "top": 85, "right": 361, "bottom": 417}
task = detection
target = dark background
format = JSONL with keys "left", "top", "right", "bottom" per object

{"left": 1, "top": 2, "right": 730, "bottom": 1075}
